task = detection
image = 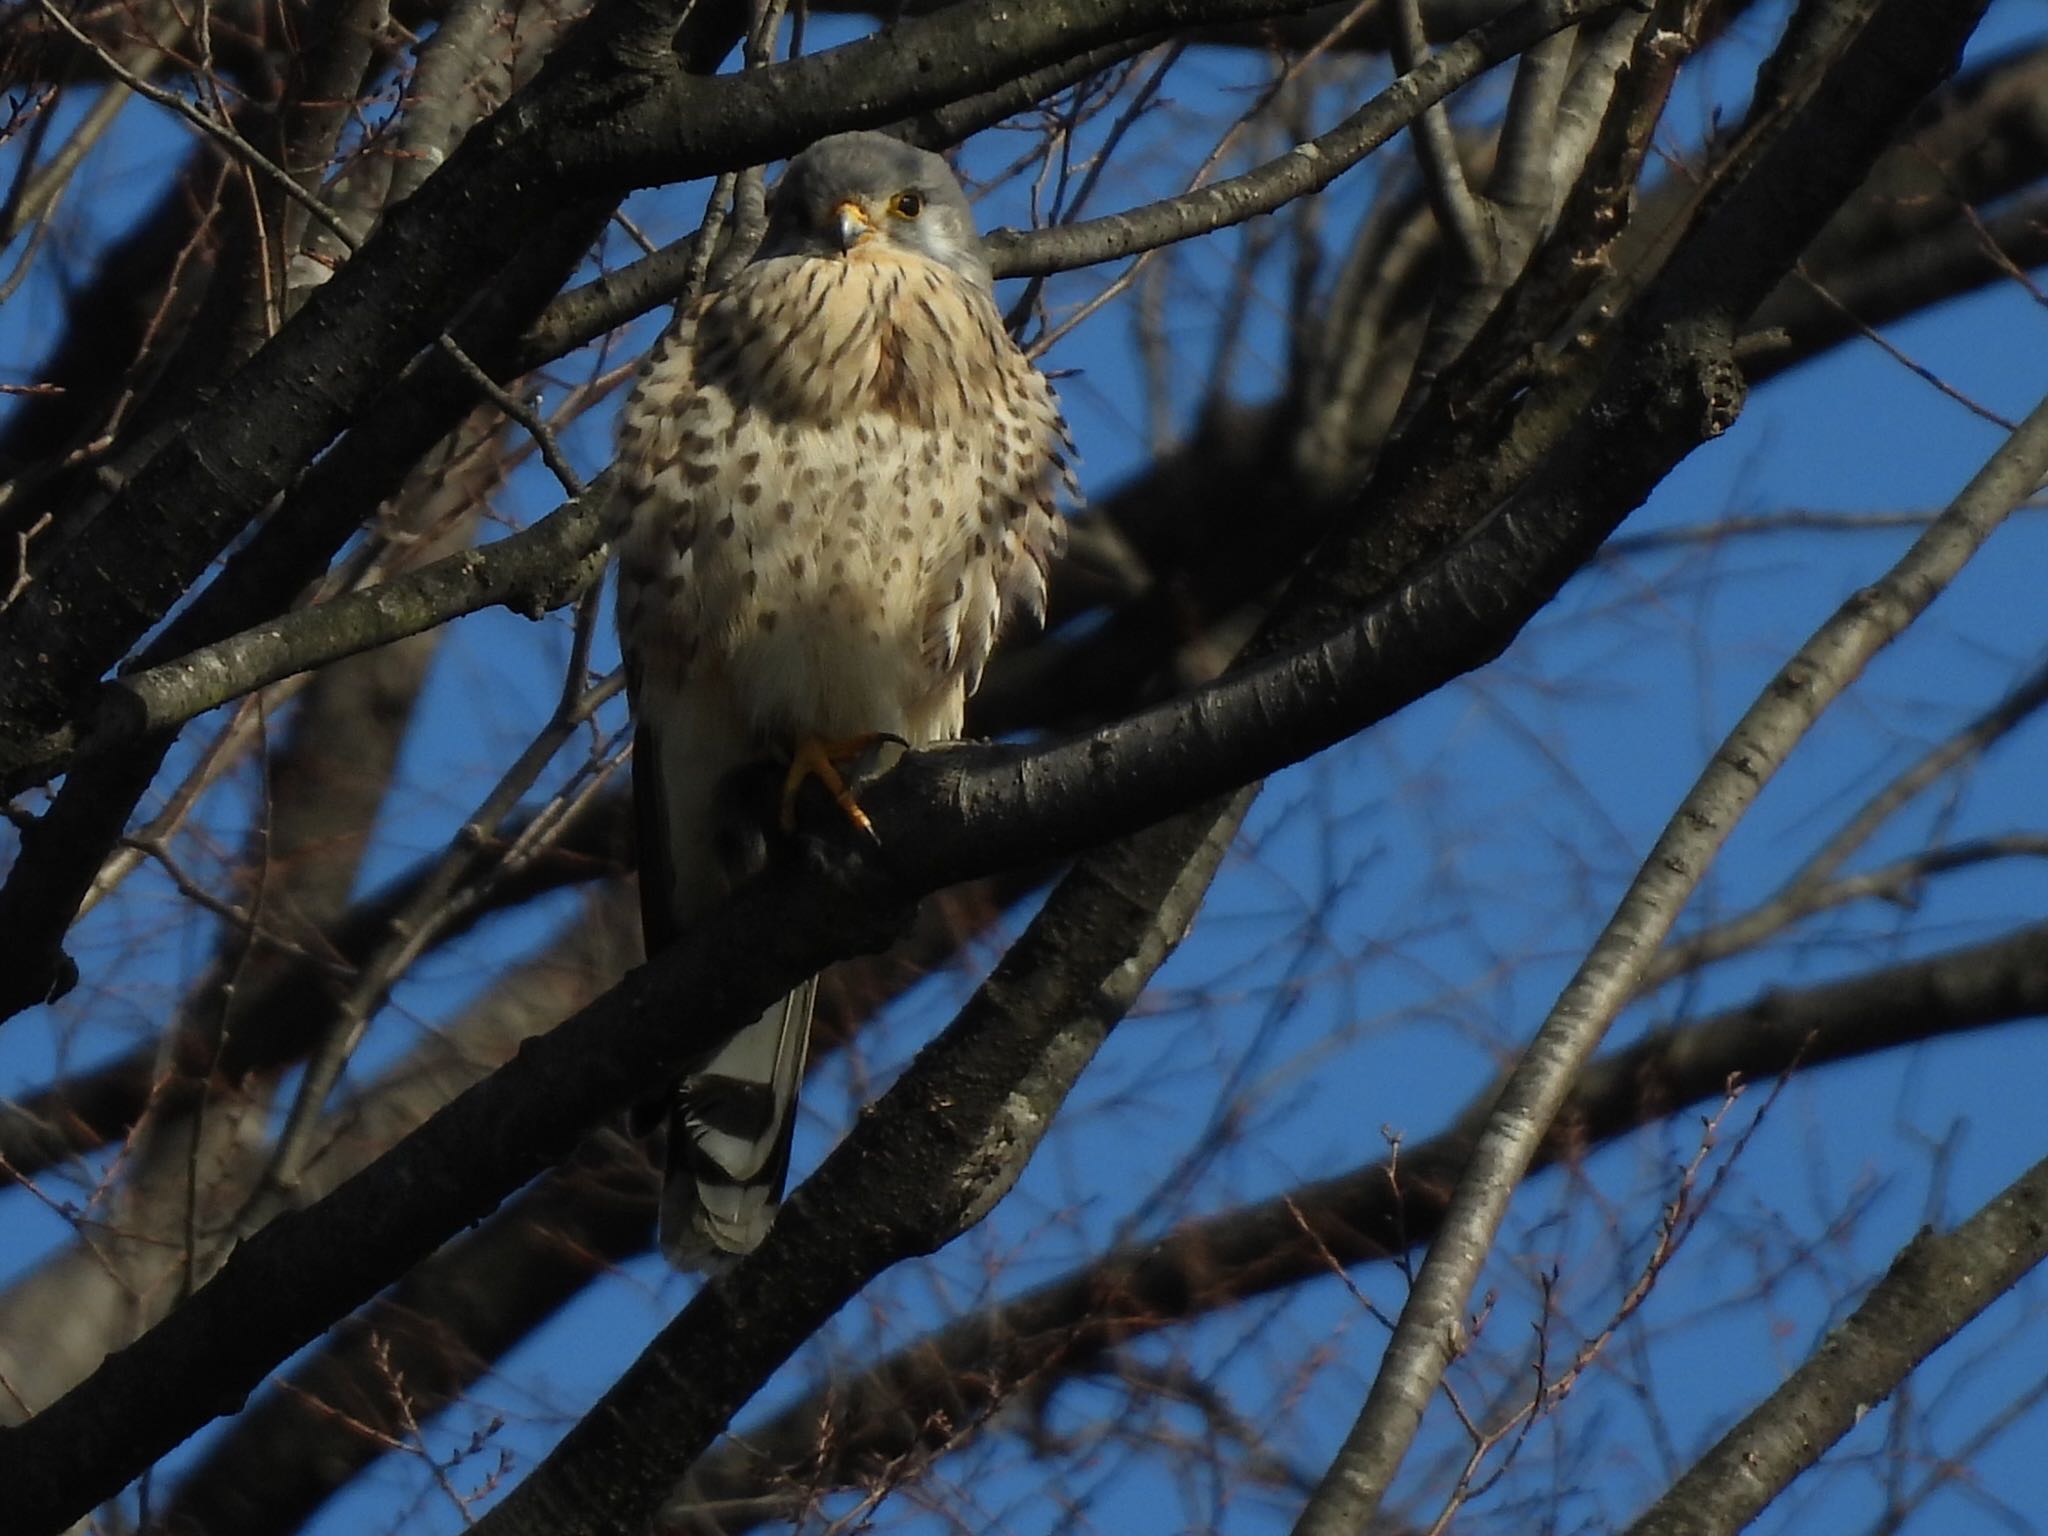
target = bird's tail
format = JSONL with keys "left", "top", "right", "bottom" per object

{"left": 660, "top": 976, "right": 818, "bottom": 1266}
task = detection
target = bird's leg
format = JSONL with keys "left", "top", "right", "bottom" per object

{"left": 781, "top": 734, "right": 904, "bottom": 838}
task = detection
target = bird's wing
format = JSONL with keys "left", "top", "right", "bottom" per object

{"left": 902, "top": 277, "right": 1071, "bottom": 699}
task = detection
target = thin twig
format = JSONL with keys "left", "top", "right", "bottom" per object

{"left": 242, "top": 662, "right": 626, "bottom": 1213}
{"left": 1624, "top": 1147, "right": 2048, "bottom": 1536}
{"left": 38, "top": 0, "right": 588, "bottom": 497}
{"left": 985, "top": 0, "right": 1635, "bottom": 280}
{"left": 34, "top": 0, "right": 355, "bottom": 245}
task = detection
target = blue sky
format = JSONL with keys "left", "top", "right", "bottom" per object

{"left": 4, "top": 4, "right": 2048, "bottom": 1532}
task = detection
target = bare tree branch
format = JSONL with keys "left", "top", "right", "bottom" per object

{"left": 1624, "top": 1147, "right": 2048, "bottom": 1536}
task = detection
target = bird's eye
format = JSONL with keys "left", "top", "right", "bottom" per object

{"left": 892, "top": 191, "right": 924, "bottom": 219}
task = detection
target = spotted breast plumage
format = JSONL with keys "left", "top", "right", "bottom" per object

{"left": 609, "top": 132, "right": 1070, "bottom": 1266}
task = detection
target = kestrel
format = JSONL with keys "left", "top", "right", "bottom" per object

{"left": 610, "top": 133, "right": 1070, "bottom": 1266}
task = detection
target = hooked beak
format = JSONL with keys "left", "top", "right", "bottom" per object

{"left": 832, "top": 199, "right": 876, "bottom": 252}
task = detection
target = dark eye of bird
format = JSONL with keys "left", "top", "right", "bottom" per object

{"left": 892, "top": 191, "right": 924, "bottom": 219}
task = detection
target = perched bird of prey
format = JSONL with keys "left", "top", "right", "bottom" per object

{"left": 610, "top": 132, "right": 1071, "bottom": 1267}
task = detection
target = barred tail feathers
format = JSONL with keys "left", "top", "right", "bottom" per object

{"left": 660, "top": 975, "right": 818, "bottom": 1265}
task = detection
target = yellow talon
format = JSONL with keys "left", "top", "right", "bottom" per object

{"left": 780, "top": 735, "right": 886, "bottom": 838}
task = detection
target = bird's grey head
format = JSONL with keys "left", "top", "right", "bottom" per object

{"left": 759, "top": 132, "right": 991, "bottom": 291}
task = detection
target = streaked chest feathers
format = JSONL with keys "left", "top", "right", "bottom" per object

{"left": 612, "top": 249, "right": 1067, "bottom": 747}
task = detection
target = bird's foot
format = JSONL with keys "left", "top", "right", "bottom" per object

{"left": 780, "top": 733, "right": 906, "bottom": 838}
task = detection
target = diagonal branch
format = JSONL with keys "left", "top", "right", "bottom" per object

{"left": 1623, "top": 1144, "right": 2048, "bottom": 1536}
{"left": 1301, "top": 372, "right": 2045, "bottom": 1531}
